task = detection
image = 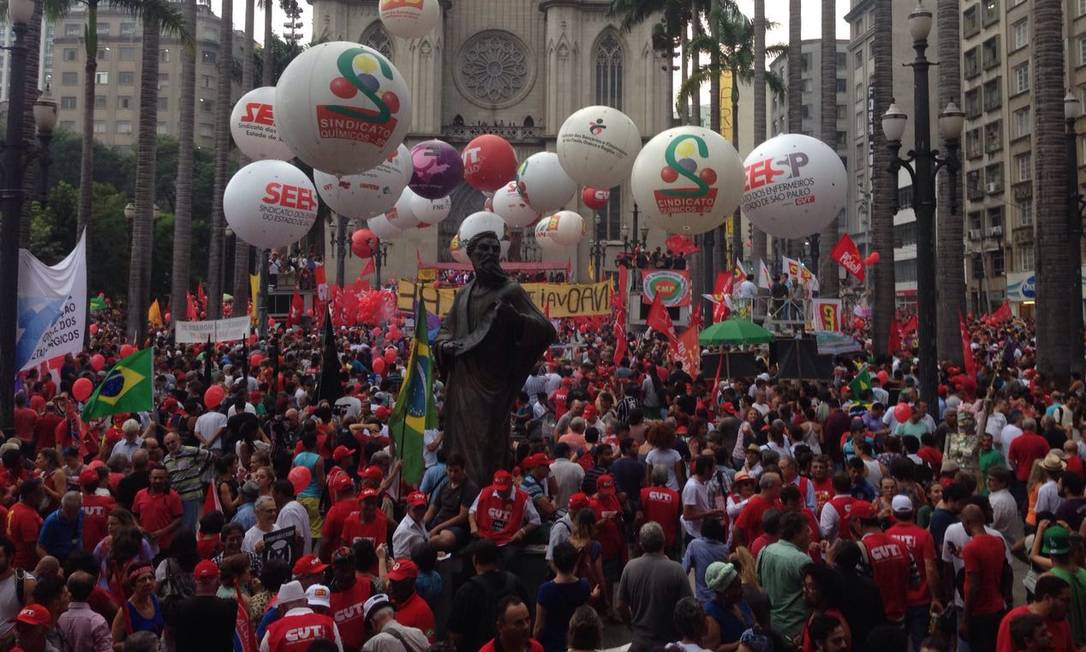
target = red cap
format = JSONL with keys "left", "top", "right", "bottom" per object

{"left": 568, "top": 492, "right": 591, "bottom": 512}
{"left": 15, "top": 604, "right": 50, "bottom": 627}
{"left": 194, "top": 559, "right": 220, "bottom": 580}
{"left": 849, "top": 500, "right": 877, "bottom": 521}
{"left": 492, "top": 470, "right": 513, "bottom": 489}
{"left": 405, "top": 491, "right": 427, "bottom": 508}
{"left": 374, "top": 406, "right": 391, "bottom": 420}
{"left": 361, "top": 465, "right": 383, "bottom": 481}
{"left": 87, "top": 460, "right": 106, "bottom": 470}
{"left": 359, "top": 487, "right": 381, "bottom": 501}
{"left": 331, "top": 474, "right": 354, "bottom": 492}
{"left": 78, "top": 468, "right": 99, "bottom": 486}
{"left": 332, "top": 446, "right": 352, "bottom": 461}
{"left": 292, "top": 554, "right": 329, "bottom": 577}
{"left": 387, "top": 559, "right": 419, "bottom": 582}
{"left": 596, "top": 475, "right": 616, "bottom": 495}
{"left": 161, "top": 396, "right": 178, "bottom": 412}
{"left": 522, "top": 453, "right": 552, "bottom": 469}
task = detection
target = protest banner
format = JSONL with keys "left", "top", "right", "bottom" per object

{"left": 812, "top": 299, "right": 842, "bottom": 332}
{"left": 641, "top": 270, "right": 692, "bottom": 307}
{"left": 17, "top": 232, "right": 87, "bottom": 372}
{"left": 262, "top": 526, "right": 296, "bottom": 566}
{"left": 175, "top": 316, "right": 252, "bottom": 344}
{"left": 396, "top": 279, "right": 612, "bottom": 318}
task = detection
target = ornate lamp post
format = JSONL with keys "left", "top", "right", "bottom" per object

{"left": 1065, "top": 93, "right": 1085, "bottom": 369}
{"left": 375, "top": 241, "right": 391, "bottom": 287}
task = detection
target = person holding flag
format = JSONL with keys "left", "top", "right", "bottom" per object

{"left": 389, "top": 301, "right": 439, "bottom": 488}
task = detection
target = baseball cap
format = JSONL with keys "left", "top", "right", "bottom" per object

{"left": 597, "top": 475, "right": 616, "bottom": 495}
{"left": 363, "top": 593, "right": 392, "bottom": 621}
{"left": 194, "top": 560, "right": 220, "bottom": 581}
{"left": 492, "top": 469, "right": 513, "bottom": 489}
{"left": 15, "top": 604, "right": 50, "bottom": 627}
{"left": 1043, "top": 526, "right": 1071, "bottom": 556}
{"left": 891, "top": 495, "right": 914, "bottom": 514}
{"left": 374, "top": 406, "right": 391, "bottom": 420}
{"left": 332, "top": 446, "right": 352, "bottom": 462}
{"left": 522, "top": 453, "right": 552, "bottom": 469}
{"left": 405, "top": 491, "right": 427, "bottom": 508}
{"left": 78, "top": 468, "right": 99, "bottom": 486}
{"left": 292, "top": 554, "right": 329, "bottom": 577}
{"left": 359, "top": 487, "right": 381, "bottom": 501}
{"left": 277, "top": 580, "right": 306, "bottom": 605}
{"left": 568, "top": 492, "right": 591, "bottom": 512}
{"left": 361, "top": 465, "right": 383, "bottom": 481}
{"left": 306, "top": 584, "right": 331, "bottom": 608}
{"left": 850, "top": 500, "right": 877, "bottom": 521}
{"left": 387, "top": 559, "right": 419, "bottom": 582}
{"left": 331, "top": 474, "right": 354, "bottom": 493}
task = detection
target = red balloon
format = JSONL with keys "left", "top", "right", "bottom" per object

{"left": 288, "top": 466, "right": 312, "bottom": 495}
{"left": 462, "top": 135, "right": 518, "bottom": 192}
{"left": 877, "top": 370, "right": 890, "bottom": 384}
{"left": 581, "top": 187, "right": 611, "bottom": 211}
{"left": 89, "top": 323, "right": 99, "bottom": 336}
{"left": 204, "top": 385, "right": 225, "bottom": 409}
{"left": 894, "top": 402, "right": 912, "bottom": 423}
{"left": 119, "top": 344, "right": 136, "bottom": 358}
{"left": 90, "top": 354, "right": 105, "bottom": 372}
{"left": 388, "top": 327, "right": 401, "bottom": 341}
{"left": 865, "top": 251, "right": 880, "bottom": 266}
{"left": 72, "top": 378, "right": 93, "bottom": 402}
{"left": 372, "top": 357, "right": 386, "bottom": 374}
{"left": 351, "top": 229, "right": 378, "bottom": 258}
{"left": 384, "top": 347, "right": 397, "bottom": 364}
{"left": 249, "top": 352, "right": 264, "bottom": 368}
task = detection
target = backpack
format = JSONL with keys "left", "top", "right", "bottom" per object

{"left": 157, "top": 558, "right": 196, "bottom": 625}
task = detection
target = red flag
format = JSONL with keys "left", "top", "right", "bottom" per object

{"left": 711, "top": 271, "right": 732, "bottom": 323}
{"left": 887, "top": 318, "right": 903, "bottom": 354}
{"left": 360, "top": 257, "right": 376, "bottom": 279}
{"left": 612, "top": 319, "right": 627, "bottom": 365}
{"left": 647, "top": 294, "right": 677, "bottom": 345}
{"left": 670, "top": 326, "right": 701, "bottom": 378}
{"left": 960, "top": 312, "right": 977, "bottom": 378}
{"left": 899, "top": 315, "right": 918, "bottom": 338}
{"left": 988, "top": 300, "right": 1012, "bottom": 325}
{"left": 831, "top": 234, "right": 865, "bottom": 282}
{"left": 185, "top": 292, "right": 198, "bottom": 321}
{"left": 288, "top": 291, "right": 303, "bottom": 326}
{"left": 196, "top": 281, "right": 207, "bottom": 310}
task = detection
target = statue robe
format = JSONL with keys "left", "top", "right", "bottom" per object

{"left": 434, "top": 277, "right": 555, "bottom": 487}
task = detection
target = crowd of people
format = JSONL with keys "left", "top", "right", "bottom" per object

{"left": 2, "top": 304, "right": 1084, "bottom": 652}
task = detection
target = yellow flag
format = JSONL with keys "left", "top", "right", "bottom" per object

{"left": 147, "top": 299, "right": 163, "bottom": 328}
{"left": 587, "top": 258, "right": 596, "bottom": 282}
{"left": 249, "top": 273, "right": 260, "bottom": 323}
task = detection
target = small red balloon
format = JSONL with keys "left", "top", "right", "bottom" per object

{"left": 72, "top": 378, "right": 93, "bottom": 402}
{"left": 372, "top": 357, "right": 386, "bottom": 375}
{"left": 89, "top": 324, "right": 99, "bottom": 336}
{"left": 329, "top": 77, "right": 357, "bottom": 99}
{"left": 249, "top": 352, "right": 264, "bottom": 368}
{"left": 384, "top": 347, "right": 397, "bottom": 364}
{"left": 119, "top": 344, "right": 136, "bottom": 358}
{"left": 90, "top": 354, "right": 105, "bottom": 372}
{"left": 462, "top": 134, "right": 519, "bottom": 192}
{"left": 581, "top": 187, "right": 611, "bottom": 211}
{"left": 660, "top": 166, "right": 679, "bottom": 183}
{"left": 204, "top": 385, "right": 225, "bottom": 409}
{"left": 351, "top": 229, "right": 378, "bottom": 258}
{"left": 699, "top": 168, "right": 717, "bottom": 185}
{"left": 382, "top": 91, "right": 400, "bottom": 114}
{"left": 865, "top": 251, "right": 881, "bottom": 266}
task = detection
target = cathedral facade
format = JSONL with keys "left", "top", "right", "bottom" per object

{"left": 311, "top": 0, "right": 672, "bottom": 283}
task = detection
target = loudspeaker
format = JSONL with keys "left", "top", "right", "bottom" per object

{"left": 700, "top": 351, "right": 761, "bottom": 379}
{"left": 771, "top": 336, "right": 835, "bottom": 380}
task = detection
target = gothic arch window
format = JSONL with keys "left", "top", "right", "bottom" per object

{"left": 594, "top": 30, "right": 623, "bottom": 110}
{"left": 362, "top": 23, "right": 393, "bottom": 61}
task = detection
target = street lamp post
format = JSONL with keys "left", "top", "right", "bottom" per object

{"left": 329, "top": 214, "right": 348, "bottom": 287}
{"left": 0, "top": 0, "right": 53, "bottom": 436}
{"left": 1065, "top": 93, "right": 1086, "bottom": 371}
{"left": 375, "top": 241, "right": 391, "bottom": 287}
{"left": 882, "top": 3, "right": 964, "bottom": 406}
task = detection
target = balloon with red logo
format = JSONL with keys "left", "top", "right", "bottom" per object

{"left": 539, "top": 211, "right": 585, "bottom": 247}
{"left": 204, "top": 385, "right": 225, "bottom": 409}
{"left": 351, "top": 229, "right": 379, "bottom": 258}
{"left": 275, "top": 42, "right": 411, "bottom": 176}
{"left": 462, "top": 134, "right": 518, "bottom": 192}
{"left": 382, "top": 188, "right": 420, "bottom": 230}
{"left": 72, "top": 378, "right": 93, "bottom": 402}
{"left": 449, "top": 234, "right": 469, "bottom": 263}
{"left": 287, "top": 466, "right": 312, "bottom": 495}
{"left": 492, "top": 181, "right": 540, "bottom": 228}
{"left": 119, "top": 344, "right": 137, "bottom": 358}
{"left": 534, "top": 218, "right": 560, "bottom": 250}
{"left": 225, "top": 160, "right": 318, "bottom": 249}
{"left": 557, "top": 105, "right": 642, "bottom": 188}
{"left": 367, "top": 213, "right": 402, "bottom": 240}
{"left": 581, "top": 187, "right": 610, "bottom": 211}
{"left": 312, "top": 144, "right": 412, "bottom": 220}
{"left": 516, "top": 152, "right": 577, "bottom": 213}
{"left": 409, "top": 140, "right": 464, "bottom": 199}
{"left": 378, "top": 0, "right": 440, "bottom": 39}
{"left": 229, "top": 86, "right": 296, "bottom": 161}
{"left": 409, "top": 193, "right": 452, "bottom": 226}
{"left": 89, "top": 354, "right": 105, "bottom": 372}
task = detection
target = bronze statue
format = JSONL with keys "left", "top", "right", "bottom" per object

{"left": 434, "top": 231, "right": 555, "bottom": 487}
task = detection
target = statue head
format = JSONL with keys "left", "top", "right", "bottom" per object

{"left": 466, "top": 231, "right": 507, "bottom": 287}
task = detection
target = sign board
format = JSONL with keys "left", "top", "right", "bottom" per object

{"left": 175, "top": 316, "right": 252, "bottom": 344}
{"left": 396, "top": 280, "right": 613, "bottom": 318}
{"left": 262, "top": 526, "right": 296, "bottom": 567}
{"left": 641, "top": 270, "right": 692, "bottom": 307}
{"left": 812, "top": 298, "right": 842, "bottom": 332}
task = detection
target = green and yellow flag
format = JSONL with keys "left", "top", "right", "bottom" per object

{"left": 81, "top": 347, "right": 154, "bottom": 420}
{"left": 89, "top": 296, "right": 108, "bottom": 312}
{"left": 849, "top": 366, "right": 872, "bottom": 399}
{"left": 390, "top": 302, "right": 437, "bottom": 485}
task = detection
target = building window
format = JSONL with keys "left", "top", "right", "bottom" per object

{"left": 94, "top": 71, "right": 108, "bottom": 85}
{"left": 1015, "top": 153, "right": 1032, "bottom": 182}
{"left": 202, "top": 75, "right": 212, "bottom": 88}
{"left": 201, "top": 98, "right": 214, "bottom": 113}
{"left": 594, "top": 30, "right": 624, "bottom": 111}
{"left": 118, "top": 96, "right": 131, "bottom": 109}
{"left": 119, "top": 71, "right": 134, "bottom": 85}
{"left": 983, "top": 78, "right": 1001, "bottom": 112}
{"left": 96, "top": 22, "right": 110, "bottom": 36}
{"left": 972, "top": 256, "right": 985, "bottom": 279}
{"left": 94, "top": 95, "right": 106, "bottom": 109}
{"left": 158, "top": 96, "right": 168, "bottom": 111}
{"left": 982, "top": 36, "right": 1001, "bottom": 70}
{"left": 982, "top": 0, "right": 1000, "bottom": 25}
{"left": 1080, "top": 0, "right": 1086, "bottom": 16}
{"left": 967, "top": 170, "right": 983, "bottom": 201}
{"left": 116, "top": 121, "right": 132, "bottom": 134}
{"left": 361, "top": 23, "right": 394, "bottom": 60}
{"left": 1012, "top": 19, "right": 1028, "bottom": 50}
{"left": 201, "top": 50, "right": 217, "bottom": 65}
{"left": 160, "top": 49, "right": 170, "bottom": 64}
{"left": 985, "top": 163, "right": 1004, "bottom": 193}
{"left": 198, "top": 123, "right": 213, "bottom": 139}
{"left": 966, "top": 128, "right": 983, "bottom": 159}
{"left": 836, "top": 78, "right": 846, "bottom": 93}
{"left": 985, "top": 121, "right": 1003, "bottom": 153}
{"left": 963, "top": 5, "right": 979, "bottom": 37}
{"left": 62, "top": 48, "right": 76, "bottom": 62}
{"left": 988, "top": 206, "right": 1004, "bottom": 230}
{"left": 1018, "top": 201, "right": 1033, "bottom": 226}
{"left": 60, "top": 96, "right": 76, "bottom": 110}
{"left": 965, "top": 89, "right": 981, "bottom": 119}
{"left": 992, "top": 250, "right": 1004, "bottom": 276}
{"left": 61, "top": 72, "right": 77, "bottom": 86}
{"left": 92, "top": 121, "right": 106, "bottom": 134}
{"left": 964, "top": 48, "right": 979, "bottom": 79}
{"left": 969, "top": 211, "right": 984, "bottom": 231}
{"left": 1013, "top": 63, "right": 1029, "bottom": 95}
{"left": 120, "top": 47, "right": 135, "bottom": 62}
{"left": 1079, "top": 35, "right": 1086, "bottom": 66}
{"left": 853, "top": 50, "right": 863, "bottom": 69}
{"left": 1013, "top": 107, "right": 1031, "bottom": 139}
{"left": 97, "top": 48, "right": 110, "bottom": 61}
{"left": 64, "top": 23, "right": 80, "bottom": 37}
{"left": 1017, "top": 246, "right": 1034, "bottom": 272}
{"left": 120, "top": 22, "right": 135, "bottom": 36}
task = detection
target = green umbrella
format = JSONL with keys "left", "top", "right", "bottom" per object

{"left": 698, "top": 318, "right": 775, "bottom": 346}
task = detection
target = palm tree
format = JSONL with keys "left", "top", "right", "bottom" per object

{"left": 784, "top": 0, "right": 801, "bottom": 260}
{"left": 751, "top": 0, "right": 767, "bottom": 265}
{"left": 233, "top": 0, "right": 257, "bottom": 310}
{"left": 935, "top": 0, "right": 964, "bottom": 364}
{"left": 19, "top": 0, "right": 44, "bottom": 242}
{"left": 871, "top": 0, "right": 895, "bottom": 357}
{"left": 609, "top": 0, "right": 690, "bottom": 122}
{"left": 1033, "top": 0, "right": 1072, "bottom": 381}
{"left": 127, "top": 0, "right": 189, "bottom": 343}
{"left": 207, "top": 0, "right": 233, "bottom": 320}
{"left": 817, "top": 0, "right": 838, "bottom": 296}
{"left": 170, "top": 0, "right": 196, "bottom": 321}
{"left": 262, "top": 0, "right": 274, "bottom": 86}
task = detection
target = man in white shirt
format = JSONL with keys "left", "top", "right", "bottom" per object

{"left": 548, "top": 444, "right": 584, "bottom": 518}
{"left": 999, "top": 410, "right": 1024, "bottom": 454}
{"left": 194, "top": 405, "right": 229, "bottom": 451}
{"left": 334, "top": 387, "right": 363, "bottom": 420}
{"left": 986, "top": 466, "right": 1024, "bottom": 546}
{"left": 941, "top": 504, "right": 1013, "bottom": 611}
{"left": 391, "top": 492, "right": 429, "bottom": 559}
{"left": 680, "top": 455, "right": 722, "bottom": 539}
{"left": 1035, "top": 453, "right": 1066, "bottom": 515}
{"left": 985, "top": 398, "right": 1008, "bottom": 439}
{"left": 273, "top": 479, "right": 313, "bottom": 557}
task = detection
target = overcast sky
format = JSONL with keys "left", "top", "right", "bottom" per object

{"left": 227, "top": 0, "right": 852, "bottom": 50}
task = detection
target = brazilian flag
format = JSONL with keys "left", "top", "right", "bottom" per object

{"left": 389, "top": 302, "right": 437, "bottom": 486}
{"left": 849, "top": 366, "right": 873, "bottom": 400}
{"left": 81, "top": 347, "right": 154, "bottom": 420}
{"left": 89, "top": 296, "right": 108, "bottom": 312}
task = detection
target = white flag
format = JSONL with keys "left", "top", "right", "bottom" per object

{"left": 17, "top": 231, "right": 87, "bottom": 372}
{"left": 758, "top": 259, "right": 772, "bottom": 289}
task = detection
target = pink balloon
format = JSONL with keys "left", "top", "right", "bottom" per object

{"left": 72, "top": 378, "right": 93, "bottom": 402}
{"left": 894, "top": 402, "right": 912, "bottom": 423}
{"left": 204, "top": 385, "right": 225, "bottom": 409}
{"left": 119, "top": 344, "right": 137, "bottom": 358}
{"left": 288, "top": 466, "right": 312, "bottom": 495}
{"left": 90, "top": 354, "right": 105, "bottom": 372}
{"left": 372, "top": 357, "right": 386, "bottom": 375}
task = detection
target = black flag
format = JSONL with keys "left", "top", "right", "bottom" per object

{"left": 316, "top": 306, "right": 341, "bottom": 404}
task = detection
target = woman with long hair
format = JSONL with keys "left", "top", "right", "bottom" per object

{"left": 93, "top": 509, "right": 153, "bottom": 599}
{"left": 800, "top": 563, "right": 851, "bottom": 652}
{"left": 1025, "top": 459, "right": 1048, "bottom": 528}
{"left": 210, "top": 453, "right": 241, "bottom": 518}
{"left": 252, "top": 465, "right": 276, "bottom": 498}
{"left": 34, "top": 448, "right": 66, "bottom": 512}
{"left": 644, "top": 422, "right": 686, "bottom": 491}
{"left": 110, "top": 562, "right": 165, "bottom": 650}
{"left": 568, "top": 508, "right": 607, "bottom": 613}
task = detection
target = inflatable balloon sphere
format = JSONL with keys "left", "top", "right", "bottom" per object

{"left": 230, "top": 86, "right": 296, "bottom": 161}
{"left": 740, "top": 133, "right": 847, "bottom": 239}
{"left": 459, "top": 211, "right": 506, "bottom": 244}
{"left": 72, "top": 378, "right": 93, "bottom": 402}
{"left": 557, "top": 106, "right": 642, "bottom": 188}
{"left": 409, "top": 140, "right": 464, "bottom": 199}
{"left": 409, "top": 193, "right": 452, "bottom": 226}
{"left": 367, "top": 214, "right": 402, "bottom": 240}
{"left": 516, "top": 152, "right": 577, "bottom": 213}
{"left": 224, "top": 160, "right": 318, "bottom": 250}
{"left": 630, "top": 126, "right": 745, "bottom": 235}
{"left": 449, "top": 234, "right": 469, "bottom": 263}
{"left": 90, "top": 354, "right": 105, "bottom": 371}
{"left": 385, "top": 188, "right": 420, "bottom": 230}
{"left": 351, "top": 229, "right": 379, "bottom": 258}
{"left": 492, "top": 181, "right": 540, "bottom": 228}
{"left": 275, "top": 42, "right": 411, "bottom": 176}
{"left": 534, "top": 218, "right": 560, "bottom": 250}
{"left": 313, "top": 144, "right": 412, "bottom": 220}
{"left": 894, "top": 403, "right": 912, "bottom": 423}
{"left": 581, "top": 187, "right": 610, "bottom": 211}
{"left": 288, "top": 466, "right": 312, "bottom": 494}
{"left": 463, "top": 134, "right": 518, "bottom": 192}
{"left": 120, "top": 344, "right": 137, "bottom": 358}
{"left": 205, "top": 385, "right": 226, "bottom": 409}
{"left": 372, "top": 357, "right": 387, "bottom": 375}
{"left": 378, "top": 0, "right": 439, "bottom": 39}
{"left": 538, "top": 211, "right": 585, "bottom": 247}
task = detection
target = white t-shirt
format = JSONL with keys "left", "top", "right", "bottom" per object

{"left": 940, "top": 523, "right": 1012, "bottom": 606}
{"left": 986, "top": 411, "right": 1007, "bottom": 438}
{"left": 227, "top": 402, "right": 257, "bottom": 417}
{"left": 334, "top": 396, "right": 362, "bottom": 419}
{"left": 194, "top": 412, "right": 229, "bottom": 450}
{"left": 679, "top": 476, "right": 711, "bottom": 539}
{"left": 422, "top": 429, "right": 441, "bottom": 468}
{"left": 275, "top": 500, "right": 312, "bottom": 555}
{"left": 999, "top": 424, "right": 1023, "bottom": 453}
{"left": 243, "top": 524, "right": 274, "bottom": 554}
{"left": 645, "top": 448, "right": 683, "bottom": 491}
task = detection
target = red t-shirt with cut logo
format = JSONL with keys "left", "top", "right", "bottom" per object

{"left": 862, "top": 531, "right": 912, "bottom": 622}
{"left": 81, "top": 493, "right": 116, "bottom": 550}
{"left": 887, "top": 521, "right": 936, "bottom": 606}
{"left": 329, "top": 579, "right": 372, "bottom": 651}
{"left": 962, "top": 533, "right": 1007, "bottom": 616}
{"left": 639, "top": 486, "right": 680, "bottom": 548}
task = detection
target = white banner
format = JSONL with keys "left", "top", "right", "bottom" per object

{"left": 16, "top": 232, "right": 87, "bottom": 372}
{"left": 812, "top": 298, "right": 843, "bottom": 332}
{"left": 175, "top": 316, "right": 251, "bottom": 344}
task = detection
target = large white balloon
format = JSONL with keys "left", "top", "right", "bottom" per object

{"left": 556, "top": 106, "right": 642, "bottom": 188}
{"left": 449, "top": 234, "right": 469, "bottom": 263}
{"left": 313, "top": 144, "right": 412, "bottom": 220}
{"left": 367, "top": 213, "right": 402, "bottom": 239}
{"left": 740, "top": 133, "right": 848, "bottom": 239}
{"left": 459, "top": 211, "right": 506, "bottom": 243}
{"left": 224, "top": 160, "right": 318, "bottom": 249}
{"left": 230, "top": 86, "right": 296, "bottom": 161}
{"left": 491, "top": 181, "right": 540, "bottom": 228}
{"left": 378, "top": 0, "right": 439, "bottom": 39}
{"left": 410, "top": 193, "right": 452, "bottom": 225}
{"left": 516, "top": 152, "right": 577, "bottom": 213}
{"left": 629, "top": 126, "right": 745, "bottom": 235}
{"left": 538, "top": 211, "right": 584, "bottom": 247}
{"left": 384, "top": 189, "right": 419, "bottom": 229}
{"left": 275, "top": 42, "right": 412, "bottom": 176}
{"left": 534, "top": 218, "right": 560, "bottom": 250}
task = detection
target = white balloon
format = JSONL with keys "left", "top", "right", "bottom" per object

{"left": 384, "top": 189, "right": 419, "bottom": 229}
{"left": 629, "top": 126, "right": 745, "bottom": 235}
{"left": 230, "top": 86, "right": 296, "bottom": 161}
{"left": 409, "top": 192, "right": 452, "bottom": 225}
{"left": 378, "top": 0, "right": 439, "bottom": 39}
{"left": 367, "top": 214, "right": 402, "bottom": 239}
{"left": 491, "top": 181, "right": 540, "bottom": 228}
{"left": 538, "top": 211, "right": 584, "bottom": 247}
{"left": 275, "top": 42, "right": 412, "bottom": 176}
{"left": 224, "top": 160, "right": 318, "bottom": 249}
{"left": 459, "top": 211, "right": 506, "bottom": 243}
{"left": 449, "top": 234, "right": 469, "bottom": 263}
{"left": 313, "top": 144, "right": 412, "bottom": 220}
{"left": 740, "top": 133, "right": 848, "bottom": 239}
{"left": 533, "top": 218, "right": 560, "bottom": 249}
{"left": 556, "top": 106, "right": 642, "bottom": 188}
{"left": 515, "top": 152, "right": 577, "bottom": 213}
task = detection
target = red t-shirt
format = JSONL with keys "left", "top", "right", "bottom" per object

{"left": 735, "top": 494, "right": 778, "bottom": 547}
{"left": 962, "top": 533, "right": 1007, "bottom": 616}
{"left": 862, "top": 531, "right": 912, "bottom": 622}
{"left": 1067, "top": 455, "right": 1085, "bottom": 480}
{"left": 1008, "top": 433, "right": 1051, "bottom": 482}
{"left": 320, "top": 498, "right": 358, "bottom": 553}
{"left": 479, "top": 639, "right": 544, "bottom": 652}
{"left": 639, "top": 486, "right": 680, "bottom": 548}
{"left": 811, "top": 478, "right": 833, "bottom": 513}
{"left": 12, "top": 408, "right": 37, "bottom": 443}
{"left": 887, "top": 522, "right": 936, "bottom": 606}
{"left": 996, "top": 605, "right": 1073, "bottom": 652}
{"left": 81, "top": 493, "right": 116, "bottom": 550}
{"left": 33, "top": 414, "right": 63, "bottom": 450}
{"left": 750, "top": 533, "right": 777, "bottom": 560}
{"left": 917, "top": 446, "right": 943, "bottom": 470}
{"left": 131, "top": 488, "right": 183, "bottom": 549}
{"left": 330, "top": 579, "right": 372, "bottom": 651}
{"left": 395, "top": 592, "right": 435, "bottom": 642}
{"left": 265, "top": 610, "right": 339, "bottom": 652}
{"left": 340, "top": 511, "right": 389, "bottom": 573}
{"left": 5, "top": 502, "right": 40, "bottom": 570}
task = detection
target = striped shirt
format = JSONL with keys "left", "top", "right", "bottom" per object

{"left": 163, "top": 446, "right": 212, "bottom": 502}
